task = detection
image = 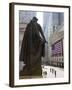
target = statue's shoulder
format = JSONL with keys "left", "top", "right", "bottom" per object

{"left": 37, "top": 23, "right": 42, "bottom": 30}
{"left": 36, "top": 23, "right": 40, "bottom": 27}
{"left": 26, "top": 22, "right": 32, "bottom": 28}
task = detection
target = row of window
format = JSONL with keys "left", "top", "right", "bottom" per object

{"left": 51, "top": 57, "right": 64, "bottom": 62}
{"left": 50, "top": 61, "right": 64, "bottom": 68}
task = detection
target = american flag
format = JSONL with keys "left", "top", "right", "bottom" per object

{"left": 52, "top": 40, "right": 63, "bottom": 56}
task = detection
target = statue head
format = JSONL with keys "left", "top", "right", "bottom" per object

{"left": 32, "top": 17, "right": 38, "bottom": 22}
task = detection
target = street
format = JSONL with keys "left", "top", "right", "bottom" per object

{"left": 42, "top": 65, "right": 64, "bottom": 78}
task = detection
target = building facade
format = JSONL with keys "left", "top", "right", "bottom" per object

{"left": 48, "top": 13, "right": 64, "bottom": 68}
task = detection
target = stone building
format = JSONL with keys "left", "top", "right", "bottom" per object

{"left": 48, "top": 13, "right": 64, "bottom": 68}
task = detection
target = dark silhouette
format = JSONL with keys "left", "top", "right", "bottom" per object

{"left": 52, "top": 69, "right": 54, "bottom": 73}
{"left": 50, "top": 68, "right": 51, "bottom": 72}
{"left": 20, "top": 17, "right": 46, "bottom": 78}
{"left": 55, "top": 70, "right": 56, "bottom": 77}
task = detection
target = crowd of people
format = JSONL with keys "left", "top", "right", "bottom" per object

{"left": 50, "top": 68, "right": 57, "bottom": 77}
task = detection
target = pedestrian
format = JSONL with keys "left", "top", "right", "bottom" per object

{"left": 50, "top": 68, "right": 51, "bottom": 72}
{"left": 55, "top": 70, "right": 56, "bottom": 77}
{"left": 52, "top": 69, "right": 53, "bottom": 73}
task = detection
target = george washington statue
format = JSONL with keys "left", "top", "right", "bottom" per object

{"left": 20, "top": 17, "right": 46, "bottom": 78}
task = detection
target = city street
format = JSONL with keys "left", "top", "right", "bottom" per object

{"left": 42, "top": 65, "right": 64, "bottom": 78}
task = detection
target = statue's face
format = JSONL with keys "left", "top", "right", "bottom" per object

{"left": 34, "top": 21, "right": 37, "bottom": 24}
{"left": 32, "top": 20, "right": 37, "bottom": 24}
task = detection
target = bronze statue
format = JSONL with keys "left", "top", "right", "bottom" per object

{"left": 20, "top": 17, "right": 46, "bottom": 78}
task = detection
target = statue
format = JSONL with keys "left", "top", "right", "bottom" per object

{"left": 20, "top": 17, "right": 46, "bottom": 78}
